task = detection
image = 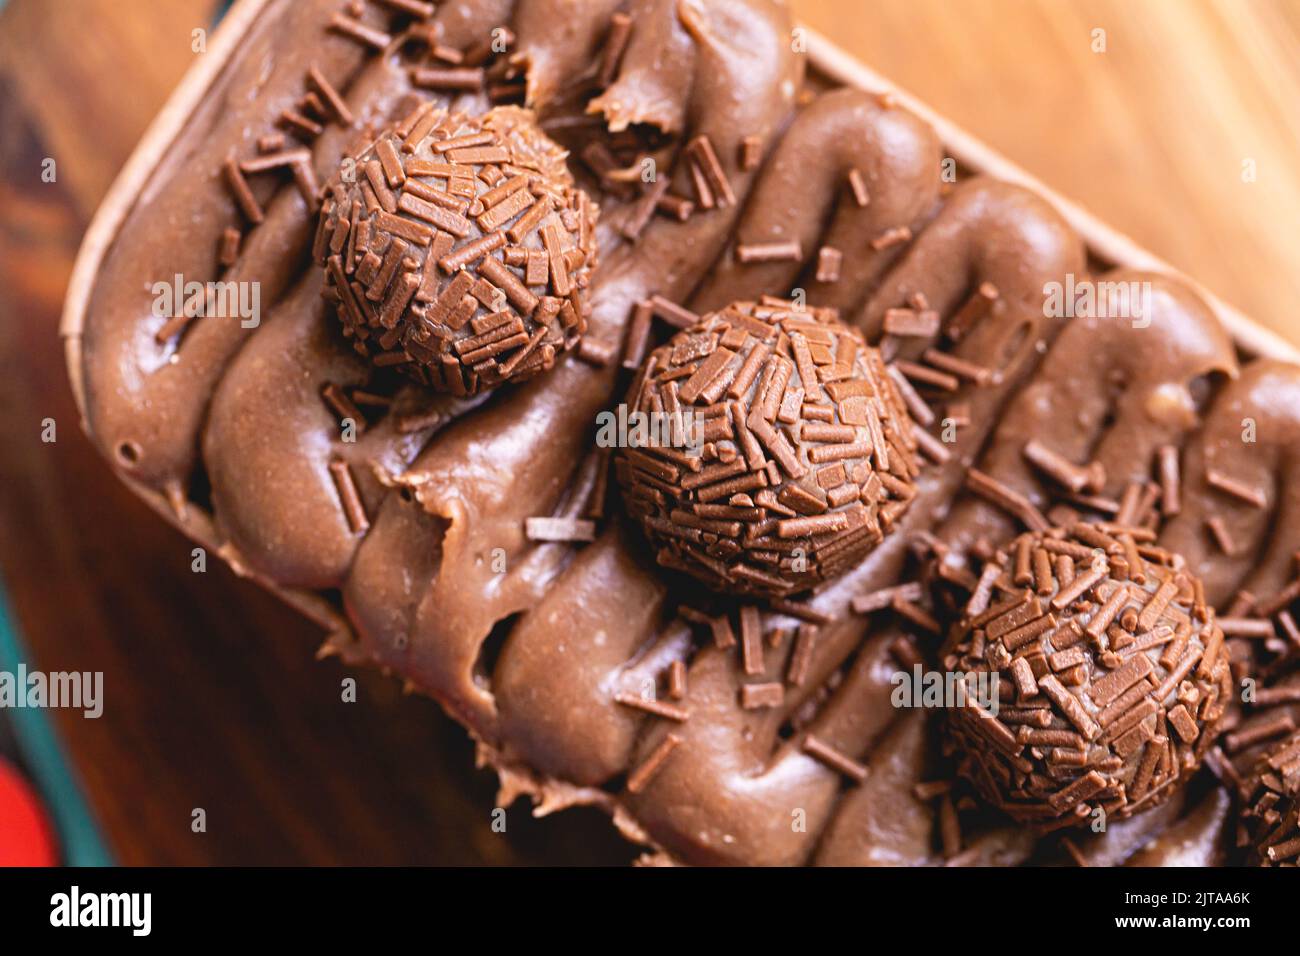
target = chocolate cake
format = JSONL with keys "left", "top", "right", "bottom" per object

{"left": 65, "top": 0, "right": 1300, "bottom": 866}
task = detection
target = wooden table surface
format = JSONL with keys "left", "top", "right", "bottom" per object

{"left": 0, "top": 0, "right": 1296, "bottom": 865}
{"left": 794, "top": 0, "right": 1300, "bottom": 346}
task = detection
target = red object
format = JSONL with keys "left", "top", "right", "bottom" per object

{"left": 0, "top": 756, "right": 58, "bottom": 866}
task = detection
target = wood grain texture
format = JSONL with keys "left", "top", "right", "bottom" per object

{"left": 0, "top": 0, "right": 218, "bottom": 219}
{"left": 792, "top": 0, "right": 1300, "bottom": 347}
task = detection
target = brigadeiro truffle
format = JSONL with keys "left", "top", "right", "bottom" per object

{"left": 1239, "top": 728, "right": 1300, "bottom": 865}
{"left": 613, "top": 299, "right": 920, "bottom": 598}
{"left": 943, "top": 524, "right": 1231, "bottom": 827}
{"left": 315, "top": 104, "right": 599, "bottom": 395}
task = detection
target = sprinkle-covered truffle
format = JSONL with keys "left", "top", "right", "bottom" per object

{"left": 943, "top": 524, "right": 1231, "bottom": 827}
{"left": 1239, "top": 728, "right": 1300, "bottom": 865}
{"left": 613, "top": 299, "right": 920, "bottom": 598}
{"left": 316, "top": 104, "right": 598, "bottom": 394}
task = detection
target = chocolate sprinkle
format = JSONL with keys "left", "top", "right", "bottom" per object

{"left": 307, "top": 65, "right": 354, "bottom": 126}
{"left": 947, "top": 282, "right": 998, "bottom": 342}
{"left": 1023, "top": 440, "right": 1105, "bottom": 495}
{"left": 803, "top": 734, "right": 868, "bottom": 783}
{"left": 687, "top": 134, "right": 736, "bottom": 208}
{"left": 667, "top": 660, "right": 687, "bottom": 700}
{"left": 410, "top": 67, "right": 486, "bottom": 91}
{"left": 223, "top": 156, "right": 264, "bottom": 224}
{"left": 626, "top": 732, "right": 683, "bottom": 794}
{"left": 787, "top": 625, "right": 817, "bottom": 686}
{"left": 1239, "top": 728, "right": 1300, "bottom": 865}
{"left": 736, "top": 240, "right": 802, "bottom": 264}
{"left": 217, "top": 227, "right": 241, "bottom": 267}
{"left": 740, "top": 682, "right": 784, "bottom": 709}
{"left": 1157, "top": 444, "right": 1181, "bottom": 517}
{"left": 328, "top": 459, "right": 369, "bottom": 534}
{"left": 614, "top": 691, "right": 689, "bottom": 722}
{"left": 816, "top": 246, "right": 843, "bottom": 283}
{"left": 1206, "top": 468, "right": 1267, "bottom": 509}
{"left": 846, "top": 168, "right": 870, "bottom": 207}
{"left": 597, "top": 12, "right": 632, "bottom": 88}
{"left": 328, "top": 13, "right": 391, "bottom": 51}
{"left": 965, "top": 467, "right": 1050, "bottom": 532}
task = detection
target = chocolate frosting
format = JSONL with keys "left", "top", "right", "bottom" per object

{"left": 938, "top": 269, "right": 1236, "bottom": 561}
{"left": 84, "top": 0, "right": 387, "bottom": 500}
{"left": 1162, "top": 360, "right": 1300, "bottom": 606}
{"left": 204, "top": 270, "right": 370, "bottom": 587}
{"left": 812, "top": 712, "right": 935, "bottom": 866}
{"left": 692, "top": 86, "right": 942, "bottom": 313}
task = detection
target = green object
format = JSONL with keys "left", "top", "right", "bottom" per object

{"left": 0, "top": 580, "right": 114, "bottom": 866}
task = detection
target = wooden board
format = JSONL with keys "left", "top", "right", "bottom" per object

{"left": 792, "top": 0, "right": 1300, "bottom": 354}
